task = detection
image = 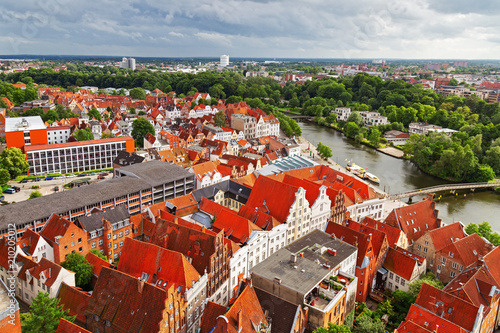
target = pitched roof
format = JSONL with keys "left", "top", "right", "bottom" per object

{"left": 75, "top": 206, "right": 129, "bottom": 233}
{"left": 427, "top": 222, "right": 466, "bottom": 252}
{"left": 216, "top": 285, "right": 268, "bottom": 333}
{"left": 404, "top": 304, "right": 468, "bottom": 333}
{"left": 18, "top": 228, "right": 42, "bottom": 256}
{"left": 384, "top": 198, "right": 441, "bottom": 243}
{"left": 325, "top": 221, "right": 371, "bottom": 267}
{"left": 345, "top": 219, "right": 387, "bottom": 260}
{"left": 438, "top": 233, "right": 492, "bottom": 268}
{"left": 199, "top": 197, "right": 234, "bottom": 217}
{"left": 383, "top": 247, "right": 423, "bottom": 281}
{"left": 56, "top": 318, "right": 91, "bottom": 333}
{"left": 200, "top": 301, "right": 227, "bottom": 333}
{"left": 415, "top": 283, "right": 480, "bottom": 331}
{"left": 483, "top": 246, "right": 500, "bottom": 286}
{"left": 85, "top": 252, "right": 113, "bottom": 277}
{"left": 190, "top": 161, "right": 221, "bottom": 181}
{"left": 238, "top": 205, "right": 281, "bottom": 231}
{"left": 85, "top": 267, "right": 169, "bottom": 333}
{"left": 118, "top": 238, "right": 201, "bottom": 293}
{"left": 444, "top": 266, "right": 498, "bottom": 308}
{"left": 396, "top": 320, "right": 433, "bottom": 333}
{"left": 40, "top": 214, "right": 77, "bottom": 244}
{"left": 245, "top": 176, "right": 300, "bottom": 223}
{"left": 25, "top": 257, "right": 65, "bottom": 287}
{"left": 57, "top": 283, "right": 90, "bottom": 323}
{"left": 212, "top": 210, "right": 262, "bottom": 244}
{"left": 361, "top": 217, "right": 403, "bottom": 248}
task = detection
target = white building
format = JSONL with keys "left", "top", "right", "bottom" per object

{"left": 120, "top": 57, "right": 136, "bottom": 70}
{"left": 46, "top": 126, "right": 71, "bottom": 145}
{"left": 231, "top": 114, "right": 256, "bottom": 139}
{"left": 347, "top": 198, "right": 386, "bottom": 222}
{"left": 220, "top": 55, "right": 229, "bottom": 67}
{"left": 333, "top": 107, "right": 352, "bottom": 121}
{"left": 383, "top": 247, "right": 426, "bottom": 292}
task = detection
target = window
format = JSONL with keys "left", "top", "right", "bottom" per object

{"left": 450, "top": 271, "right": 456, "bottom": 278}
{"left": 441, "top": 257, "right": 447, "bottom": 265}
{"left": 125, "top": 229, "right": 129, "bottom": 236}
{"left": 423, "top": 247, "right": 428, "bottom": 253}
{"left": 389, "top": 272, "right": 394, "bottom": 279}
{"left": 401, "top": 279, "right": 405, "bottom": 286}
{"left": 395, "top": 276, "right": 400, "bottom": 283}
{"left": 107, "top": 234, "right": 111, "bottom": 239}
{"left": 70, "top": 241, "right": 75, "bottom": 247}
{"left": 78, "top": 238, "right": 82, "bottom": 244}
{"left": 452, "top": 262, "right": 457, "bottom": 269}
{"left": 71, "top": 232, "right": 74, "bottom": 237}
{"left": 92, "top": 242, "right": 96, "bottom": 248}
{"left": 99, "top": 239, "right": 103, "bottom": 246}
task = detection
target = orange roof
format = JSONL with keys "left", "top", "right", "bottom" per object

{"left": 200, "top": 301, "right": 227, "bottom": 333}
{"left": 483, "top": 246, "right": 500, "bottom": 286}
{"left": 166, "top": 193, "right": 199, "bottom": 216}
{"left": 25, "top": 257, "right": 64, "bottom": 287}
{"left": 245, "top": 176, "right": 301, "bottom": 223}
{"left": 213, "top": 285, "right": 268, "bottom": 333}
{"left": 190, "top": 160, "right": 221, "bottom": 181}
{"left": 57, "top": 283, "right": 91, "bottom": 323}
{"left": 85, "top": 268, "right": 171, "bottom": 333}
{"left": 40, "top": 214, "right": 76, "bottom": 244}
{"left": 326, "top": 221, "right": 371, "bottom": 267}
{"left": 199, "top": 197, "right": 234, "bottom": 217}
{"left": 362, "top": 217, "right": 403, "bottom": 248}
{"left": 438, "top": 233, "right": 491, "bottom": 268}
{"left": 118, "top": 238, "right": 201, "bottom": 293}
{"left": 404, "top": 304, "right": 468, "bottom": 333}
{"left": 25, "top": 136, "right": 133, "bottom": 151}
{"left": 428, "top": 222, "right": 467, "bottom": 252}
{"left": 384, "top": 197, "right": 441, "bottom": 243}
{"left": 85, "top": 252, "right": 113, "bottom": 277}
{"left": 396, "top": 320, "right": 433, "bottom": 333}
{"left": 384, "top": 247, "right": 423, "bottom": 281}
{"left": 56, "top": 318, "right": 91, "bottom": 333}
{"left": 415, "top": 284, "right": 480, "bottom": 332}
{"left": 212, "top": 210, "right": 262, "bottom": 244}
{"left": 238, "top": 205, "right": 281, "bottom": 231}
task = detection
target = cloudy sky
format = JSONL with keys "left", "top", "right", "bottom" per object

{"left": 1, "top": 0, "right": 500, "bottom": 59}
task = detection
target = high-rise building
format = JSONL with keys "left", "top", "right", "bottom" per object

{"left": 120, "top": 57, "right": 136, "bottom": 70}
{"left": 220, "top": 54, "right": 229, "bottom": 67}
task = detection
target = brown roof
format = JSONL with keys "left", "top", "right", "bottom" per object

{"left": 199, "top": 301, "right": 227, "bottom": 333}
{"left": 56, "top": 318, "right": 91, "bottom": 333}
{"left": 428, "top": 222, "right": 467, "bottom": 252}
{"left": 57, "top": 283, "right": 91, "bottom": 323}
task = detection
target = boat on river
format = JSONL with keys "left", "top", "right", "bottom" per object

{"left": 346, "top": 162, "right": 366, "bottom": 177}
{"left": 364, "top": 172, "right": 380, "bottom": 184}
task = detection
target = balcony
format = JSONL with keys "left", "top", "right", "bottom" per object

{"left": 305, "top": 274, "right": 352, "bottom": 312}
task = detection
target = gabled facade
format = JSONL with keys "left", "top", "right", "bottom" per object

{"left": 383, "top": 247, "right": 426, "bottom": 292}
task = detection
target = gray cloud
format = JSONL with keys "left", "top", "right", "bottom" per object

{"left": 1, "top": 0, "right": 500, "bottom": 58}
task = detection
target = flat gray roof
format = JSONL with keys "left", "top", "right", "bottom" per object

{"left": 251, "top": 230, "right": 356, "bottom": 296}
{"left": 0, "top": 161, "right": 193, "bottom": 232}
{"left": 5, "top": 116, "right": 46, "bottom": 132}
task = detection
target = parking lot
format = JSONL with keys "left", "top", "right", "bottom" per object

{"left": 2, "top": 173, "right": 113, "bottom": 203}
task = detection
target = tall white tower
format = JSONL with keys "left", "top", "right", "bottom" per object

{"left": 220, "top": 55, "right": 229, "bottom": 67}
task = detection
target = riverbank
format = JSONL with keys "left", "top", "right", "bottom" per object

{"left": 296, "top": 135, "right": 408, "bottom": 218}
{"left": 377, "top": 147, "right": 404, "bottom": 158}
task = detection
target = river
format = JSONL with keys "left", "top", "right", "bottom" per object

{"left": 298, "top": 121, "right": 500, "bottom": 231}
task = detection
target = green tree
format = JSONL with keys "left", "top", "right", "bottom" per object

{"left": 42, "top": 109, "right": 59, "bottom": 123}
{"left": 317, "top": 142, "right": 333, "bottom": 159}
{"left": 89, "top": 248, "right": 107, "bottom": 260}
{"left": 449, "top": 78, "right": 459, "bottom": 86}
{"left": 129, "top": 107, "right": 136, "bottom": 114}
{"left": 408, "top": 275, "right": 444, "bottom": 299}
{"left": 314, "top": 322, "right": 352, "bottom": 333}
{"left": 73, "top": 128, "right": 94, "bottom": 141}
{"left": 325, "top": 113, "right": 338, "bottom": 125}
{"left": 346, "top": 111, "right": 364, "bottom": 127}
{"left": 345, "top": 122, "right": 360, "bottom": 138}
{"left": 22, "top": 292, "right": 75, "bottom": 333}
{"left": 214, "top": 110, "right": 226, "bottom": 127}
{"left": 0, "top": 147, "right": 29, "bottom": 178}
{"left": 353, "top": 315, "right": 384, "bottom": 333}
{"left": 29, "top": 190, "right": 43, "bottom": 199}
{"left": 368, "top": 128, "right": 381, "bottom": 147}
{"left": 484, "top": 146, "right": 500, "bottom": 175}
{"left": 465, "top": 221, "right": 500, "bottom": 246}
{"left": 0, "top": 168, "right": 10, "bottom": 185}
{"left": 131, "top": 117, "right": 155, "bottom": 147}
{"left": 87, "top": 108, "right": 101, "bottom": 120}
{"left": 129, "top": 87, "right": 146, "bottom": 100}
{"left": 100, "top": 132, "right": 115, "bottom": 139}
{"left": 61, "top": 252, "right": 93, "bottom": 288}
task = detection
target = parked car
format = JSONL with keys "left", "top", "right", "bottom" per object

{"left": 100, "top": 172, "right": 109, "bottom": 176}
{"left": 11, "top": 186, "right": 20, "bottom": 192}
{"left": 77, "top": 173, "right": 87, "bottom": 177}
{"left": 97, "top": 175, "right": 105, "bottom": 180}
{"left": 31, "top": 178, "right": 41, "bottom": 182}
{"left": 3, "top": 188, "right": 16, "bottom": 194}
{"left": 44, "top": 176, "right": 53, "bottom": 181}
{"left": 89, "top": 172, "right": 96, "bottom": 176}
{"left": 55, "top": 176, "right": 65, "bottom": 179}
{"left": 0, "top": 195, "right": 4, "bottom": 201}
{"left": 19, "top": 179, "right": 28, "bottom": 184}
{"left": 66, "top": 174, "right": 76, "bottom": 178}
{"left": 53, "top": 186, "right": 59, "bottom": 191}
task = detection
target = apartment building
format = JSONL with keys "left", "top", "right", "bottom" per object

{"left": 0, "top": 160, "right": 195, "bottom": 239}
{"left": 25, "top": 137, "right": 135, "bottom": 175}
{"left": 231, "top": 114, "right": 256, "bottom": 139}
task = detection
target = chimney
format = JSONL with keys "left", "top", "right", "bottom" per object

{"left": 237, "top": 310, "right": 243, "bottom": 332}
{"left": 290, "top": 254, "right": 297, "bottom": 263}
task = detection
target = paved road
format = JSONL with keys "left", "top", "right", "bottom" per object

{"left": 2, "top": 173, "right": 112, "bottom": 203}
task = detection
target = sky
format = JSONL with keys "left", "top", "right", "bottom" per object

{"left": 2, "top": 0, "right": 500, "bottom": 59}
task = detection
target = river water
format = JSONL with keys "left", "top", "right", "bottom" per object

{"left": 299, "top": 121, "right": 500, "bottom": 231}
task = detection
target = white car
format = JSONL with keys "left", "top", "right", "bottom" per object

{"left": 55, "top": 176, "right": 65, "bottom": 179}
{"left": 66, "top": 174, "right": 76, "bottom": 178}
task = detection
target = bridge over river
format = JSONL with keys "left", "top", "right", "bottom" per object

{"left": 389, "top": 182, "right": 500, "bottom": 200}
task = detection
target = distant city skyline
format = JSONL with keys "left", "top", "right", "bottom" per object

{"left": 2, "top": 0, "right": 500, "bottom": 59}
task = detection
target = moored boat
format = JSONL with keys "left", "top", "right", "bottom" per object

{"left": 365, "top": 172, "right": 380, "bottom": 184}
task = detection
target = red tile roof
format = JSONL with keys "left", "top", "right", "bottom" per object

{"left": 238, "top": 205, "right": 281, "bottom": 231}
{"left": 39, "top": 214, "right": 75, "bottom": 244}
{"left": 200, "top": 301, "right": 227, "bottom": 333}
{"left": 384, "top": 247, "right": 422, "bottom": 281}
{"left": 57, "top": 282, "right": 90, "bottom": 323}
{"left": 428, "top": 222, "right": 466, "bottom": 252}
{"left": 415, "top": 283, "right": 480, "bottom": 331}
{"left": 214, "top": 285, "right": 268, "bottom": 333}
{"left": 345, "top": 219, "right": 387, "bottom": 259}
{"left": 438, "top": 233, "right": 492, "bottom": 268}
{"left": 404, "top": 304, "right": 468, "bottom": 333}
{"left": 118, "top": 238, "right": 201, "bottom": 293}
{"left": 444, "top": 266, "right": 498, "bottom": 308}
{"left": 384, "top": 198, "right": 441, "bottom": 243}
{"left": 245, "top": 176, "right": 300, "bottom": 223}
{"left": 199, "top": 197, "right": 234, "bottom": 217}
{"left": 85, "top": 252, "right": 113, "bottom": 277}
{"left": 325, "top": 221, "right": 371, "bottom": 267}
{"left": 56, "top": 318, "right": 91, "bottom": 333}
{"left": 24, "top": 257, "right": 65, "bottom": 287}
{"left": 212, "top": 210, "right": 262, "bottom": 244}
{"left": 17, "top": 228, "right": 42, "bottom": 256}
{"left": 483, "top": 246, "right": 500, "bottom": 286}
{"left": 85, "top": 267, "right": 171, "bottom": 333}
{"left": 361, "top": 217, "right": 404, "bottom": 248}
{"left": 396, "top": 320, "right": 433, "bottom": 333}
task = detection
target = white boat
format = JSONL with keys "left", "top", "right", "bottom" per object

{"left": 365, "top": 172, "right": 380, "bottom": 184}
{"left": 346, "top": 163, "right": 366, "bottom": 177}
